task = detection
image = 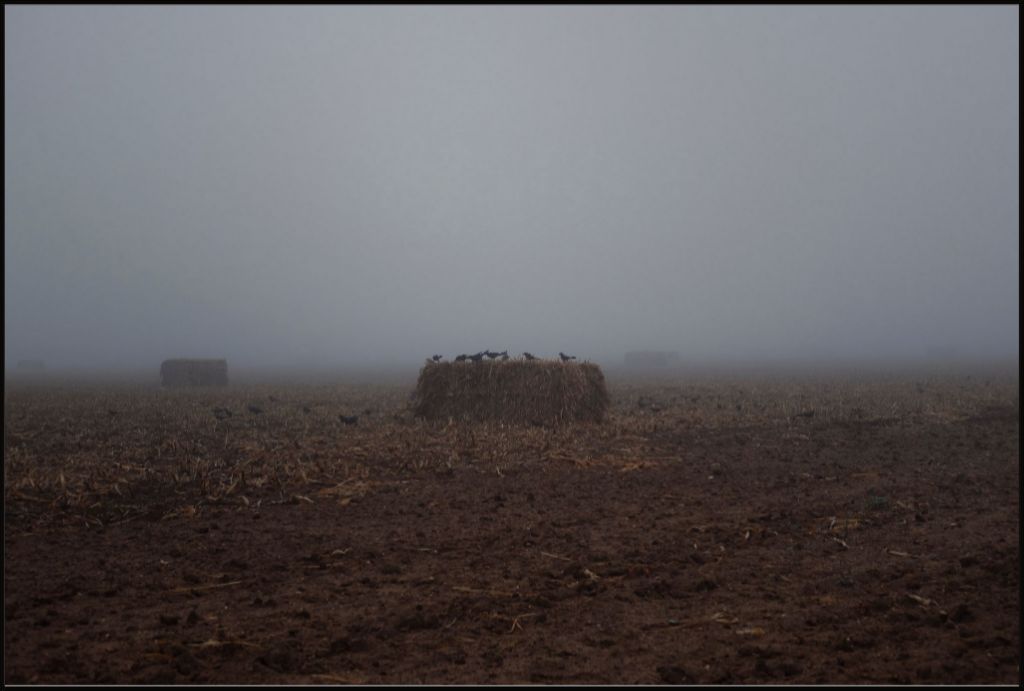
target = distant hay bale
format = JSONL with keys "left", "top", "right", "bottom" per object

{"left": 413, "top": 360, "right": 609, "bottom": 425}
{"left": 160, "top": 359, "right": 228, "bottom": 387}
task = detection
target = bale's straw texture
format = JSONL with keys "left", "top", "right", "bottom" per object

{"left": 413, "top": 360, "right": 609, "bottom": 425}
{"left": 160, "top": 359, "right": 229, "bottom": 387}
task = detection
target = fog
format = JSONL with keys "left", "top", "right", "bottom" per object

{"left": 5, "top": 6, "right": 1019, "bottom": 372}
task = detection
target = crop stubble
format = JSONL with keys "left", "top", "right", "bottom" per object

{"left": 3, "top": 369, "right": 1019, "bottom": 683}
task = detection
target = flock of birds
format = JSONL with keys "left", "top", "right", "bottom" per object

{"left": 429, "top": 351, "right": 577, "bottom": 363}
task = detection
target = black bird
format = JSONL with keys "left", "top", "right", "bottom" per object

{"left": 559, "top": 352, "right": 576, "bottom": 362}
{"left": 523, "top": 352, "right": 537, "bottom": 361}
{"left": 455, "top": 354, "right": 468, "bottom": 362}
{"left": 247, "top": 404, "right": 264, "bottom": 415}
{"left": 431, "top": 354, "right": 443, "bottom": 363}
{"left": 469, "top": 352, "right": 485, "bottom": 363}
{"left": 339, "top": 414, "right": 359, "bottom": 425}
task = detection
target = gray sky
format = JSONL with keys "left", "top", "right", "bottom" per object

{"left": 5, "top": 5, "right": 1019, "bottom": 369}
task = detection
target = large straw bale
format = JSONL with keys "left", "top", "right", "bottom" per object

{"left": 413, "top": 360, "right": 608, "bottom": 425}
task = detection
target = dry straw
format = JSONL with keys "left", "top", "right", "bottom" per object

{"left": 412, "top": 360, "right": 609, "bottom": 425}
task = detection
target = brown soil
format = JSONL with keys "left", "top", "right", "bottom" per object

{"left": 4, "top": 371, "right": 1019, "bottom": 684}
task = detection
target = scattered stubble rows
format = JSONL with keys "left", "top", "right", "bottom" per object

{"left": 6, "top": 371, "right": 1016, "bottom": 529}
{"left": 3, "top": 367, "right": 1019, "bottom": 684}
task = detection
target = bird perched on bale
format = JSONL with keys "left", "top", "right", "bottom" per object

{"left": 559, "top": 352, "right": 577, "bottom": 362}
{"left": 339, "top": 414, "right": 359, "bottom": 425}
{"left": 431, "top": 354, "right": 443, "bottom": 363}
{"left": 523, "top": 352, "right": 537, "bottom": 361}
{"left": 455, "top": 354, "right": 468, "bottom": 362}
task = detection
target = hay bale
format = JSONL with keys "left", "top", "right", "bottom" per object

{"left": 160, "top": 359, "right": 229, "bottom": 387}
{"left": 413, "top": 360, "right": 609, "bottom": 425}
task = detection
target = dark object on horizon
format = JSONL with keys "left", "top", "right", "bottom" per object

{"left": 523, "top": 352, "right": 537, "bottom": 361}
{"left": 559, "top": 352, "right": 577, "bottom": 362}
{"left": 160, "top": 359, "right": 228, "bottom": 387}
{"left": 213, "top": 407, "right": 233, "bottom": 420}
{"left": 485, "top": 351, "right": 500, "bottom": 360}
{"left": 469, "top": 352, "right": 485, "bottom": 363}
{"left": 501, "top": 351, "right": 510, "bottom": 361}
{"left": 431, "top": 354, "right": 443, "bottom": 363}
{"left": 247, "top": 404, "right": 264, "bottom": 415}
{"left": 339, "top": 414, "right": 359, "bottom": 425}
{"left": 455, "top": 354, "right": 469, "bottom": 362}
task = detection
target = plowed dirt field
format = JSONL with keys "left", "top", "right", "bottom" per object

{"left": 4, "top": 368, "right": 1019, "bottom": 684}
